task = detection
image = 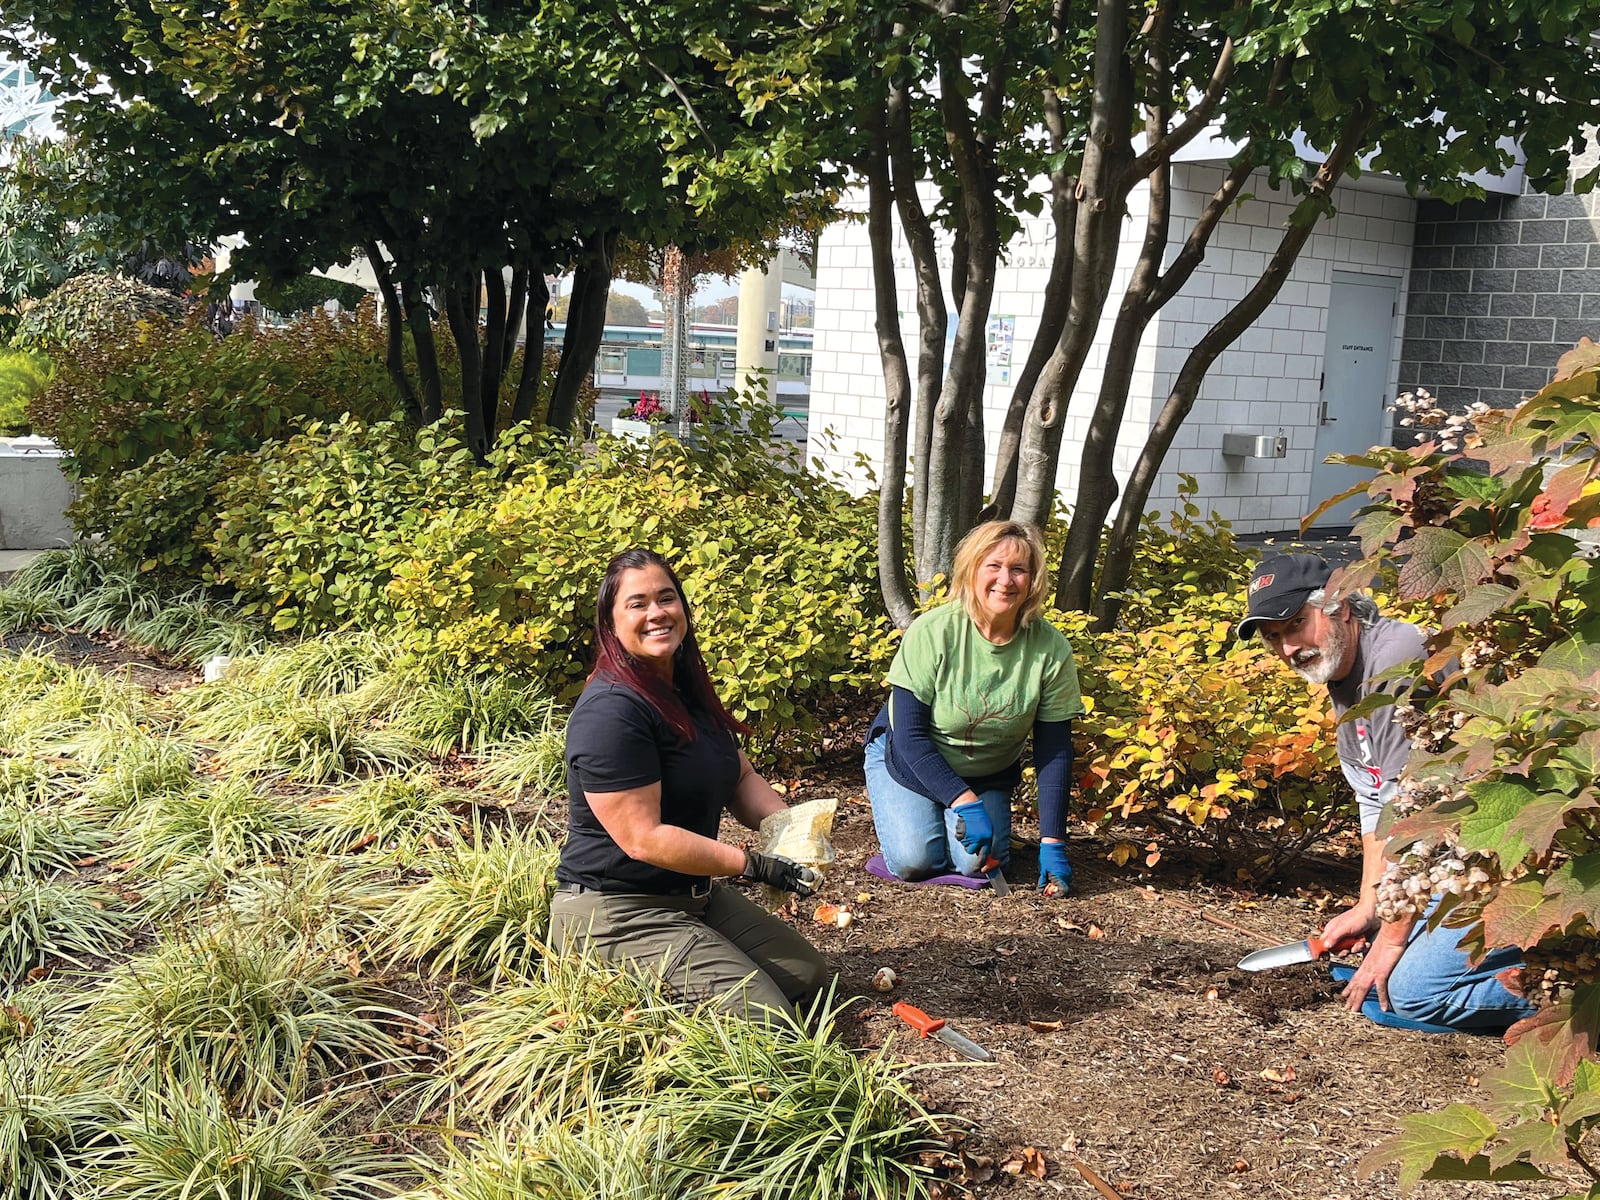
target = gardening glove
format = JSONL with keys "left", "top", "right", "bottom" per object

{"left": 950, "top": 800, "right": 993, "bottom": 862}
{"left": 742, "top": 850, "right": 820, "bottom": 898}
{"left": 1037, "top": 841, "right": 1072, "bottom": 896}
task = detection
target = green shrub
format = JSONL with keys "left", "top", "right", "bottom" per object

{"left": 388, "top": 434, "right": 892, "bottom": 733}
{"left": 0, "top": 349, "right": 50, "bottom": 434}
{"left": 10, "top": 273, "right": 190, "bottom": 355}
{"left": 206, "top": 415, "right": 478, "bottom": 630}
{"left": 30, "top": 304, "right": 399, "bottom": 480}
{"left": 1092, "top": 474, "right": 1252, "bottom": 632}
{"left": 68, "top": 450, "right": 234, "bottom": 579}
{"left": 1067, "top": 596, "right": 1345, "bottom": 879}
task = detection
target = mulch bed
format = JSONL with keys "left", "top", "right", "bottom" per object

{"left": 773, "top": 746, "right": 1555, "bottom": 1199}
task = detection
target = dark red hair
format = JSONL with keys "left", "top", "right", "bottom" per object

{"left": 591, "top": 548, "right": 749, "bottom": 742}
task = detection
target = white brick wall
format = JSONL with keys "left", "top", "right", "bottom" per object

{"left": 810, "top": 166, "right": 1417, "bottom": 533}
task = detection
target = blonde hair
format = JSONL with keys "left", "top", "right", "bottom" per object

{"left": 950, "top": 520, "right": 1050, "bottom": 631}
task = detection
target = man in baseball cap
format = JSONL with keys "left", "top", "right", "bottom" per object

{"left": 1235, "top": 551, "right": 1535, "bottom": 1033}
{"left": 1235, "top": 553, "right": 1333, "bottom": 641}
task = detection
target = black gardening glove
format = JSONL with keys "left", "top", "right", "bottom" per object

{"left": 741, "top": 850, "right": 820, "bottom": 898}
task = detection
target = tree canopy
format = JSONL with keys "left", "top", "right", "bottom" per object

{"left": 0, "top": 0, "right": 836, "bottom": 456}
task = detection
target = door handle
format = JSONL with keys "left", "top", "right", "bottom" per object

{"left": 1319, "top": 400, "right": 1337, "bottom": 425}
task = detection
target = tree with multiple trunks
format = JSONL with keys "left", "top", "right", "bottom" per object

{"left": 0, "top": 0, "right": 832, "bottom": 459}
{"left": 722, "top": 0, "right": 1600, "bottom": 628}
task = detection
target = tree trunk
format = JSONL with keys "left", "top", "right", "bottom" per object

{"left": 1008, "top": 0, "right": 1136, "bottom": 529}
{"left": 503, "top": 266, "right": 527, "bottom": 380}
{"left": 1056, "top": 151, "right": 1255, "bottom": 609}
{"left": 917, "top": 40, "right": 1007, "bottom": 580}
{"left": 548, "top": 229, "right": 617, "bottom": 432}
{"left": 1095, "top": 102, "right": 1376, "bottom": 629}
{"left": 867, "top": 100, "right": 918, "bottom": 629}
{"left": 445, "top": 271, "right": 488, "bottom": 462}
{"left": 401, "top": 277, "right": 443, "bottom": 426}
{"left": 984, "top": 183, "right": 1075, "bottom": 520}
{"left": 512, "top": 270, "right": 550, "bottom": 426}
{"left": 364, "top": 241, "right": 420, "bottom": 425}
{"left": 481, "top": 267, "right": 507, "bottom": 444}
{"left": 886, "top": 79, "right": 946, "bottom": 583}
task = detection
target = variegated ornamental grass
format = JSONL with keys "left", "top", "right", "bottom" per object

{"left": 0, "top": 566, "right": 954, "bottom": 1199}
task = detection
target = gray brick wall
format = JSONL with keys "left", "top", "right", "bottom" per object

{"left": 1400, "top": 189, "right": 1600, "bottom": 418}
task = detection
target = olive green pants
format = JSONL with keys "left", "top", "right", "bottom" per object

{"left": 548, "top": 883, "right": 829, "bottom": 1021}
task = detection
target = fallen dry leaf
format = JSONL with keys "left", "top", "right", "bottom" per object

{"left": 1260, "top": 1066, "right": 1296, "bottom": 1083}
{"left": 1230, "top": 1159, "right": 1250, "bottom": 1173}
{"left": 3, "top": 1005, "right": 33, "bottom": 1035}
{"left": 1028, "top": 1019, "right": 1063, "bottom": 1033}
{"left": 1211, "top": 1067, "right": 1232, "bottom": 1087}
{"left": 1086, "top": 923, "right": 1106, "bottom": 940}
{"left": 1020, "top": 1146, "right": 1047, "bottom": 1179}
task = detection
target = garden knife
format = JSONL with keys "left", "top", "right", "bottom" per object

{"left": 892, "top": 1001, "right": 994, "bottom": 1061}
{"left": 1236, "top": 931, "right": 1364, "bottom": 972}
{"left": 982, "top": 855, "right": 1010, "bottom": 897}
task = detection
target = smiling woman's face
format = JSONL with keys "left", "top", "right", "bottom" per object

{"left": 971, "top": 539, "right": 1032, "bottom": 634}
{"left": 610, "top": 564, "right": 687, "bottom": 678}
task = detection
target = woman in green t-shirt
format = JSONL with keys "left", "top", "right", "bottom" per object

{"left": 864, "top": 521, "right": 1084, "bottom": 891}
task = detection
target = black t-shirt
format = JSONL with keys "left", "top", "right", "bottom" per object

{"left": 559, "top": 673, "right": 741, "bottom": 894}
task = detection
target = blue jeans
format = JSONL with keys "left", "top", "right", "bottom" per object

{"left": 1385, "top": 900, "right": 1537, "bottom": 1032}
{"left": 864, "top": 734, "right": 1012, "bottom": 879}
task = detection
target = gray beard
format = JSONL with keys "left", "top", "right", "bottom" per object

{"left": 1291, "top": 617, "right": 1352, "bottom": 686}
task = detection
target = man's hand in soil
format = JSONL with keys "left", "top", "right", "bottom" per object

{"left": 1341, "top": 921, "right": 1410, "bottom": 1012}
{"left": 1320, "top": 902, "right": 1381, "bottom": 954}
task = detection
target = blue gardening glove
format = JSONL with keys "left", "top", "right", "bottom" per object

{"left": 1037, "top": 841, "right": 1073, "bottom": 896}
{"left": 950, "top": 800, "right": 993, "bottom": 862}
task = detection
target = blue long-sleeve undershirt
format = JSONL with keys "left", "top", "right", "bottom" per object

{"left": 885, "top": 685, "right": 1075, "bottom": 840}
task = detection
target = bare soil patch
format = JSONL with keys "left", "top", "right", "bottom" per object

{"left": 776, "top": 739, "right": 1550, "bottom": 1200}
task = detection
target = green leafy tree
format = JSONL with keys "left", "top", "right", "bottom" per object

{"left": 0, "top": 1, "right": 833, "bottom": 459}
{"left": 0, "top": 135, "right": 205, "bottom": 333}
{"left": 714, "top": 0, "right": 1600, "bottom": 627}
{"left": 603, "top": 292, "right": 656, "bottom": 327}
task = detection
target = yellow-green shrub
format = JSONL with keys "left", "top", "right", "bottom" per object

{"left": 207, "top": 415, "right": 479, "bottom": 630}
{"left": 1066, "top": 596, "right": 1345, "bottom": 877}
{"left": 388, "top": 439, "right": 891, "bottom": 736}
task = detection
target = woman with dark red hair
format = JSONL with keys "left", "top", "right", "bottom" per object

{"left": 549, "top": 548, "right": 829, "bottom": 1020}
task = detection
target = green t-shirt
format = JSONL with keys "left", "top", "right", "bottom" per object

{"left": 886, "top": 600, "right": 1084, "bottom": 779}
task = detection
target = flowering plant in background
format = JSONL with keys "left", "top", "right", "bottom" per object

{"left": 619, "top": 392, "right": 671, "bottom": 423}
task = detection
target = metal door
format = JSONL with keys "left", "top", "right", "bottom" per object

{"left": 1307, "top": 272, "right": 1399, "bottom": 527}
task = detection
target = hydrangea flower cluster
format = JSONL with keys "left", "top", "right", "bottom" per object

{"left": 1390, "top": 387, "right": 1492, "bottom": 454}
{"left": 1374, "top": 836, "right": 1497, "bottom": 922}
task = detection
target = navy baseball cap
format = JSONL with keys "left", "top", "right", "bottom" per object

{"left": 1236, "top": 554, "right": 1333, "bottom": 640}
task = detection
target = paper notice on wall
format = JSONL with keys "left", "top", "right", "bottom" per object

{"left": 986, "top": 315, "right": 1015, "bottom": 384}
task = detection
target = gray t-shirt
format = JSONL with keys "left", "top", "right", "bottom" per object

{"left": 1325, "top": 617, "right": 1427, "bottom": 835}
